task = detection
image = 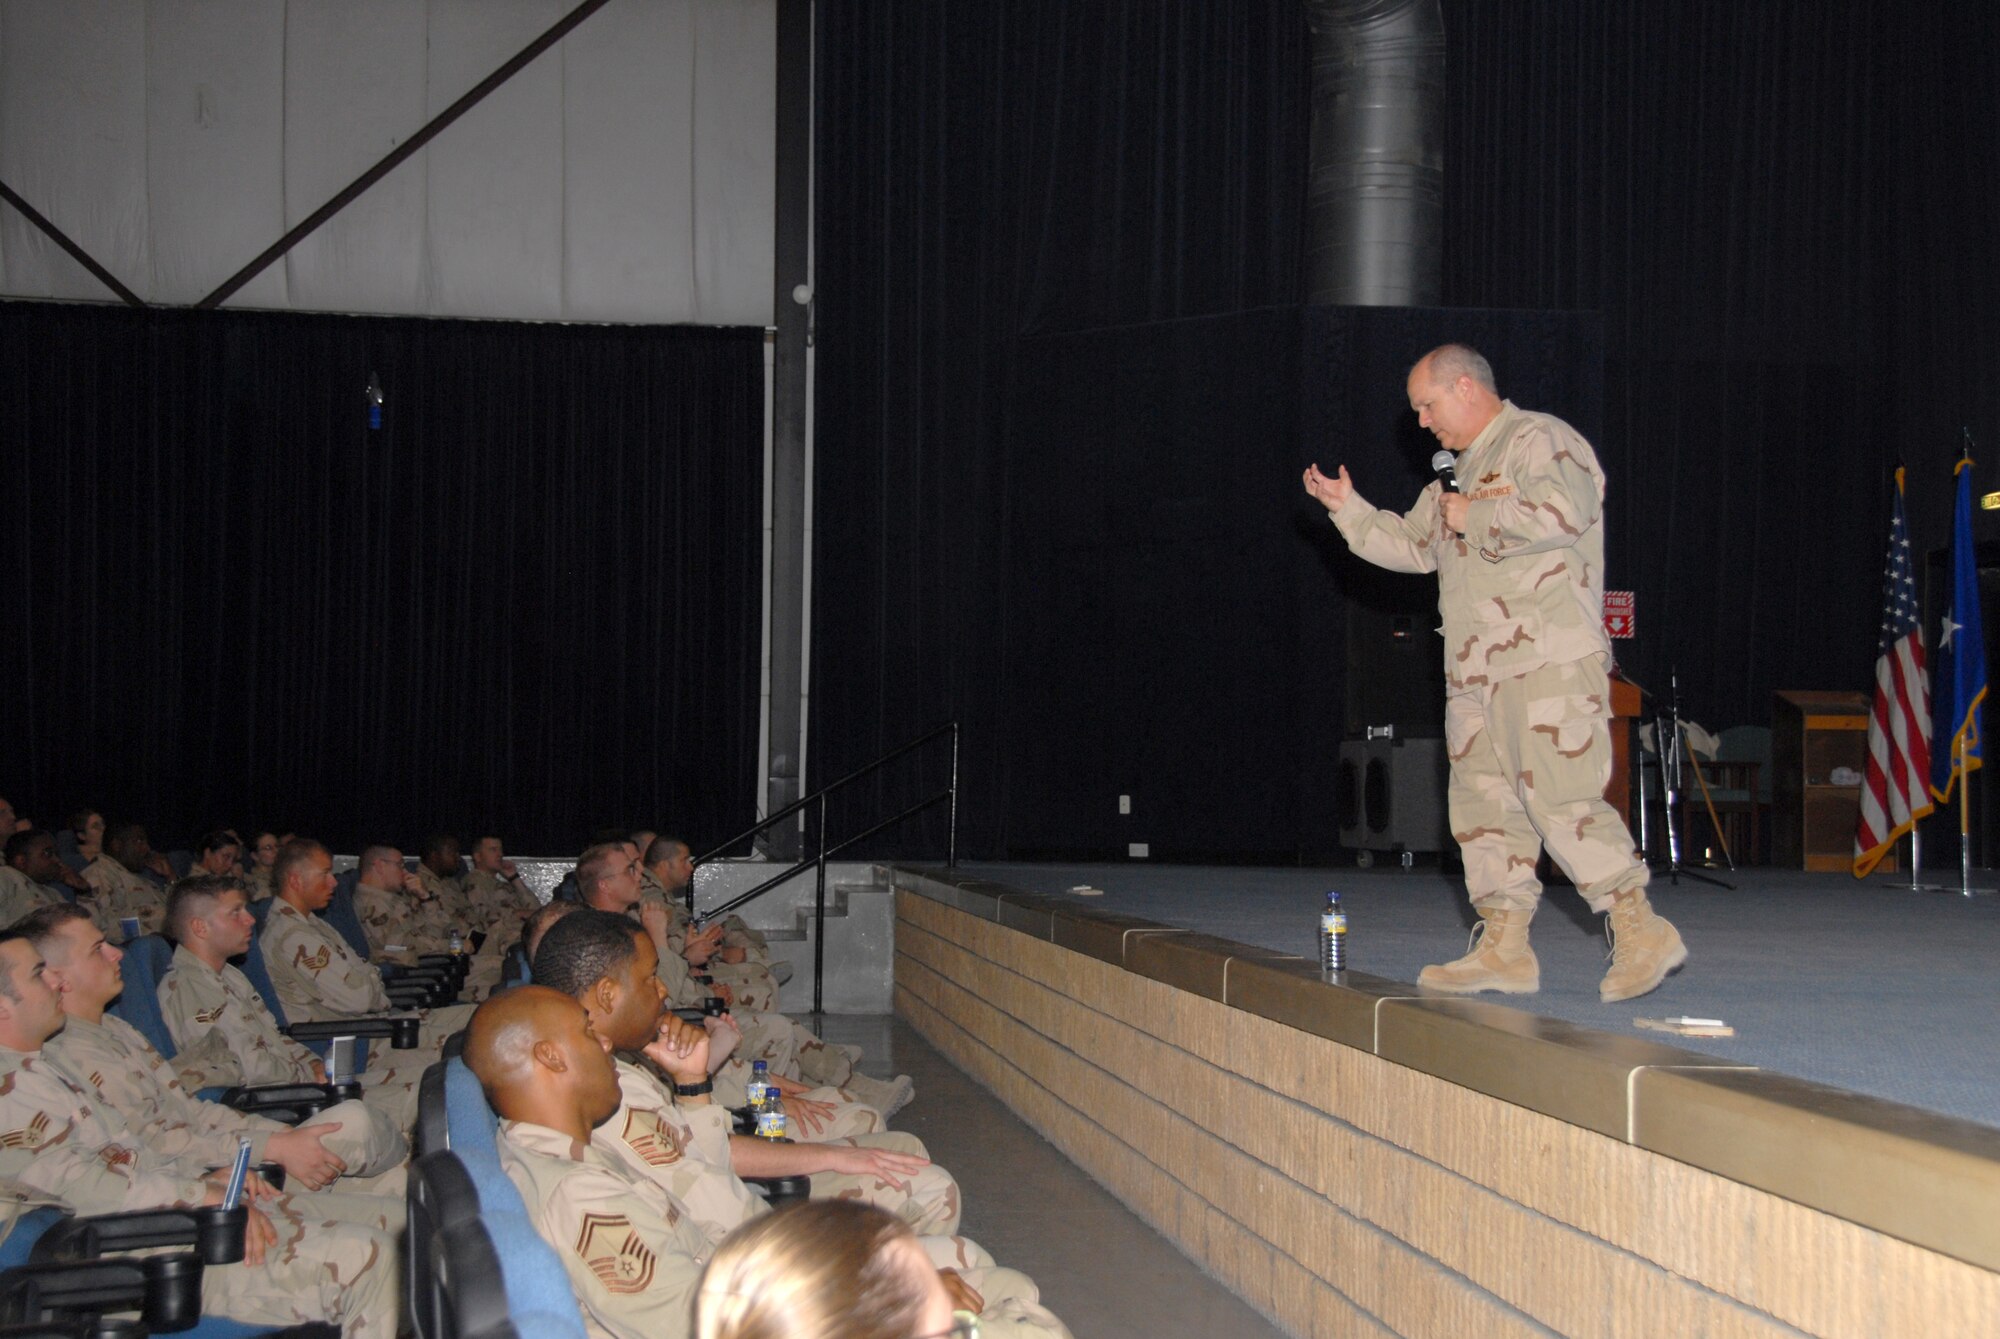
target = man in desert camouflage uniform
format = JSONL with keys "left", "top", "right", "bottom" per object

{"left": 25, "top": 902, "right": 408, "bottom": 1202}
{"left": 0, "top": 934, "right": 398, "bottom": 1338}
{"left": 0, "top": 831, "right": 75, "bottom": 925}
{"left": 80, "top": 822, "right": 170, "bottom": 941}
{"left": 521, "top": 899, "right": 883, "bottom": 1140}
{"left": 260, "top": 844, "right": 470, "bottom": 1129}
{"left": 533, "top": 911, "right": 958, "bottom": 1234}
{"left": 465, "top": 835, "right": 539, "bottom": 935}
{"left": 1304, "top": 343, "right": 1687, "bottom": 1003}
{"left": 640, "top": 836, "right": 782, "bottom": 1012}
{"left": 158, "top": 876, "right": 427, "bottom": 1135}
{"left": 576, "top": 842, "right": 909, "bottom": 1114}
{"left": 471, "top": 988, "right": 1068, "bottom": 1339}
{"left": 352, "top": 844, "right": 503, "bottom": 998}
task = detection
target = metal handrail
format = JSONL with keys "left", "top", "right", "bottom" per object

{"left": 688, "top": 723, "right": 959, "bottom": 1014}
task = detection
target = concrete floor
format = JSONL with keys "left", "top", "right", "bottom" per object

{"left": 816, "top": 1013, "right": 1288, "bottom": 1339}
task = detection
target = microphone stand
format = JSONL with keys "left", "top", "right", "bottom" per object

{"left": 1651, "top": 670, "right": 1732, "bottom": 889}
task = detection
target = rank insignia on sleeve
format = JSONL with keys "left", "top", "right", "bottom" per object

{"left": 0, "top": 1111, "right": 50, "bottom": 1149}
{"left": 194, "top": 1005, "right": 226, "bottom": 1024}
{"left": 619, "top": 1108, "right": 688, "bottom": 1167}
{"left": 291, "top": 945, "right": 331, "bottom": 974}
{"left": 576, "top": 1213, "right": 656, "bottom": 1294}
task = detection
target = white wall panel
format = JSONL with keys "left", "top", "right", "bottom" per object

{"left": 691, "top": 0, "right": 776, "bottom": 324}
{"left": 0, "top": 0, "right": 775, "bottom": 325}
{"left": 282, "top": 1, "right": 431, "bottom": 315}
{"left": 146, "top": 2, "right": 288, "bottom": 307}
{"left": 425, "top": 0, "right": 565, "bottom": 321}
{"left": 0, "top": 2, "right": 149, "bottom": 301}
{"left": 562, "top": 1, "right": 699, "bottom": 323}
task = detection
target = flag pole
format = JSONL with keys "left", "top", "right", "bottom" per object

{"left": 1962, "top": 766, "right": 1974, "bottom": 897}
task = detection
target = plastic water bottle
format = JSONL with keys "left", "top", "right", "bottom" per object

{"left": 748, "top": 1060, "right": 772, "bottom": 1111}
{"left": 448, "top": 928, "right": 464, "bottom": 956}
{"left": 755, "top": 1103, "right": 787, "bottom": 1140}
{"left": 1319, "top": 892, "right": 1347, "bottom": 975}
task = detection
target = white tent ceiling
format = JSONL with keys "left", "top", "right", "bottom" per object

{"left": 0, "top": 0, "right": 775, "bottom": 325}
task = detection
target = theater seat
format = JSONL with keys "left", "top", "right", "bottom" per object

{"left": 0, "top": 1203, "right": 334, "bottom": 1338}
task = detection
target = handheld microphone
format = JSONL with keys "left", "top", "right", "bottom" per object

{"left": 1431, "top": 450, "right": 1460, "bottom": 493}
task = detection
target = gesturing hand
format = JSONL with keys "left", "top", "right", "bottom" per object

{"left": 1302, "top": 463, "right": 1355, "bottom": 512}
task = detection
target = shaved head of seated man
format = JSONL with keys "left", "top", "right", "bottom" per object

{"left": 531, "top": 910, "right": 959, "bottom": 1239}
{"left": 467, "top": 986, "right": 717, "bottom": 1339}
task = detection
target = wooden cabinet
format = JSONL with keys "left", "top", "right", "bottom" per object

{"left": 1771, "top": 690, "right": 1886, "bottom": 872}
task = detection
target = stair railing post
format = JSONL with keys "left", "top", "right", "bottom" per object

{"left": 813, "top": 790, "right": 828, "bottom": 1016}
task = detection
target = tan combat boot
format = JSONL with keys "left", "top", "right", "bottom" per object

{"left": 1598, "top": 888, "right": 1688, "bottom": 1002}
{"left": 1417, "top": 906, "right": 1539, "bottom": 994}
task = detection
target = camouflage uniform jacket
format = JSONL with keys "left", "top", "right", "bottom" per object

{"left": 79, "top": 856, "right": 166, "bottom": 941}
{"left": 598, "top": 1059, "right": 760, "bottom": 1244}
{"left": 1331, "top": 400, "right": 1612, "bottom": 696}
{"left": 416, "top": 867, "right": 474, "bottom": 933}
{"left": 499, "top": 1118, "right": 712, "bottom": 1339}
{"left": 0, "top": 867, "right": 65, "bottom": 926}
{"left": 0, "top": 1044, "right": 211, "bottom": 1214}
{"left": 464, "top": 870, "right": 537, "bottom": 935}
{"left": 158, "top": 944, "right": 321, "bottom": 1087}
{"left": 352, "top": 881, "right": 448, "bottom": 958}
{"left": 44, "top": 1012, "right": 283, "bottom": 1166}
{"left": 260, "top": 900, "right": 393, "bottom": 1021}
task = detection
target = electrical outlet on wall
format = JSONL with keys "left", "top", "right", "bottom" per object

{"left": 1118, "top": 794, "right": 1131, "bottom": 815}
{"left": 1128, "top": 842, "right": 1149, "bottom": 858}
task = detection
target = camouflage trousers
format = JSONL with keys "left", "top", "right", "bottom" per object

{"left": 1446, "top": 653, "right": 1648, "bottom": 914}
{"left": 808, "top": 1131, "right": 961, "bottom": 1236}
{"left": 920, "top": 1236, "right": 1074, "bottom": 1339}
{"left": 733, "top": 1009, "right": 854, "bottom": 1088}
{"left": 201, "top": 1194, "right": 398, "bottom": 1339}
{"left": 706, "top": 958, "right": 781, "bottom": 1012}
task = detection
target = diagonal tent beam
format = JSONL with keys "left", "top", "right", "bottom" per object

{"left": 197, "top": 0, "right": 618, "bottom": 310}
{"left": 0, "top": 178, "right": 146, "bottom": 307}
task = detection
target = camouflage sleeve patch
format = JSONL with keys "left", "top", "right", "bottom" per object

{"left": 576, "top": 1212, "right": 657, "bottom": 1294}
{"left": 618, "top": 1108, "right": 688, "bottom": 1169}
{"left": 0, "top": 1112, "right": 51, "bottom": 1149}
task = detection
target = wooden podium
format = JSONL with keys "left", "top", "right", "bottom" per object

{"left": 1608, "top": 674, "right": 1641, "bottom": 826}
{"left": 1770, "top": 690, "right": 1883, "bottom": 872}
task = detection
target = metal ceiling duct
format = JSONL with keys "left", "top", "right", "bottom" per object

{"left": 1304, "top": 0, "right": 1445, "bottom": 306}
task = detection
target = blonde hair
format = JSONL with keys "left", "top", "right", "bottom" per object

{"left": 692, "top": 1201, "right": 931, "bottom": 1339}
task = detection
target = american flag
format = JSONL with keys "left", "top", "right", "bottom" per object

{"left": 1854, "top": 467, "right": 1933, "bottom": 876}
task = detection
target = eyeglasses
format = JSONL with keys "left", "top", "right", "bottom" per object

{"left": 916, "top": 1315, "right": 979, "bottom": 1339}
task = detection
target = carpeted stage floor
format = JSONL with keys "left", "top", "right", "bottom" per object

{"left": 961, "top": 860, "right": 2000, "bottom": 1129}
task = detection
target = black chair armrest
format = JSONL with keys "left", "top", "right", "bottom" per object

{"left": 0, "top": 1256, "right": 184, "bottom": 1330}
{"left": 385, "top": 983, "right": 450, "bottom": 1009}
{"left": 286, "top": 1016, "right": 422, "bottom": 1049}
{"left": 743, "top": 1175, "right": 812, "bottom": 1208}
{"left": 29, "top": 1206, "right": 246, "bottom": 1267}
{"left": 730, "top": 1106, "right": 755, "bottom": 1135}
{"left": 219, "top": 1081, "right": 360, "bottom": 1123}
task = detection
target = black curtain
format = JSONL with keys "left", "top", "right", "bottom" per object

{"left": 0, "top": 302, "right": 764, "bottom": 854}
{"left": 816, "top": 0, "right": 2000, "bottom": 860}
{"left": 813, "top": 0, "right": 1311, "bottom": 857}
{"left": 1441, "top": 0, "right": 2000, "bottom": 731}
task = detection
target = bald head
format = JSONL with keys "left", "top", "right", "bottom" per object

{"left": 464, "top": 985, "right": 621, "bottom": 1136}
{"left": 464, "top": 987, "right": 556, "bottom": 1100}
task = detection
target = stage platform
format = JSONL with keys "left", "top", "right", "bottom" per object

{"left": 963, "top": 860, "right": 2000, "bottom": 1127}
{"left": 888, "top": 860, "right": 2000, "bottom": 1338}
